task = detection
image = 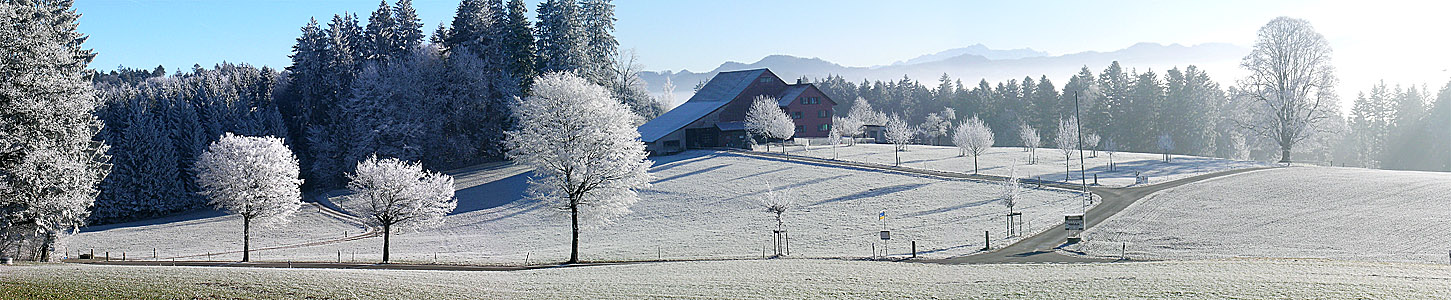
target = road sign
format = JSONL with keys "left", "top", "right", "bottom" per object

{"left": 1065, "top": 214, "right": 1085, "bottom": 231}
{"left": 880, "top": 230, "right": 890, "bottom": 240}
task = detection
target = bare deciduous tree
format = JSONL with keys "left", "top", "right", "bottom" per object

{"left": 1237, "top": 16, "right": 1338, "bottom": 164}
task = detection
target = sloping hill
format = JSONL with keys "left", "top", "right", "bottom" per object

{"left": 69, "top": 150, "right": 1080, "bottom": 264}
{"left": 1073, "top": 166, "right": 1451, "bottom": 263}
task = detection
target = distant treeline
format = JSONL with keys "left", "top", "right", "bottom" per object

{"left": 809, "top": 62, "right": 1451, "bottom": 171}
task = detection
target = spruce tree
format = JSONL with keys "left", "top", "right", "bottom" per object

{"left": 365, "top": 0, "right": 398, "bottom": 61}
{"left": 0, "top": 0, "right": 112, "bottom": 261}
{"left": 579, "top": 0, "right": 617, "bottom": 85}
{"left": 502, "top": 0, "right": 537, "bottom": 92}
{"left": 392, "top": 0, "right": 424, "bottom": 51}
{"left": 535, "top": 0, "right": 584, "bottom": 73}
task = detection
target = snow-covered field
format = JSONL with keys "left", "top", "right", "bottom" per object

{"left": 1074, "top": 166, "right": 1451, "bottom": 264}
{"left": 70, "top": 150, "right": 1080, "bottom": 264}
{"left": 779, "top": 142, "right": 1268, "bottom": 187}
{"left": 69, "top": 204, "right": 368, "bottom": 261}
{"left": 7, "top": 259, "right": 1451, "bottom": 299}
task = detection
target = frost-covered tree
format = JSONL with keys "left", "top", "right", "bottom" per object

{"left": 999, "top": 164, "right": 1023, "bottom": 236}
{"left": 194, "top": 134, "right": 303, "bottom": 262}
{"left": 953, "top": 116, "right": 994, "bottom": 174}
{"left": 364, "top": 0, "right": 399, "bottom": 61}
{"left": 1083, "top": 133, "right": 1101, "bottom": 157}
{"left": 0, "top": 0, "right": 111, "bottom": 261}
{"left": 757, "top": 185, "right": 792, "bottom": 256}
{"left": 826, "top": 125, "right": 843, "bottom": 160}
{"left": 745, "top": 95, "right": 794, "bottom": 153}
{"left": 501, "top": 0, "right": 536, "bottom": 92}
{"left": 1054, "top": 117, "right": 1079, "bottom": 181}
{"left": 579, "top": 0, "right": 617, "bottom": 85}
{"left": 1237, "top": 17, "right": 1338, "bottom": 164}
{"left": 659, "top": 77, "right": 677, "bottom": 109}
{"left": 392, "top": 0, "right": 424, "bottom": 51}
{"left": 610, "top": 49, "right": 665, "bottom": 120}
{"left": 884, "top": 114, "right": 915, "bottom": 167}
{"left": 1018, "top": 123, "right": 1041, "bottom": 164}
{"left": 535, "top": 0, "right": 584, "bottom": 74}
{"left": 347, "top": 156, "right": 457, "bottom": 263}
{"left": 505, "top": 72, "right": 651, "bottom": 264}
{"left": 1158, "top": 134, "right": 1176, "bottom": 162}
{"left": 921, "top": 108, "right": 953, "bottom": 146}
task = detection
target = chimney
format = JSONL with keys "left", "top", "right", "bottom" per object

{"left": 796, "top": 78, "right": 804, "bottom": 85}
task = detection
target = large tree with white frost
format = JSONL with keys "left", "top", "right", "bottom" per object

{"left": 505, "top": 72, "right": 651, "bottom": 264}
{"left": 1018, "top": 123, "right": 1041, "bottom": 164}
{"left": 347, "top": 156, "right": 457, "bottom": 263}
{"left": 745, "top": 95, "right": 795, "bottom": 153}
{"left": 194, "top": 133, "right": 303, "bottom": 262}
{"left": 0, "top": 0, "right": 111, "bottom": 261}
{"left": 1238, "top": 17, "right": 1338, "bottom": 164}
{"left": 1054, "top": 117, "right": 1080, "bottom": 181}
{"left": 884, "top": 114, "right": 915, "bottom": 167}
{"left": 953, "top": 116, "right": 994, "bottom": 174}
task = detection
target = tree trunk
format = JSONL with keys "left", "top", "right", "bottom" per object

{"left": 568, "top": 203, "right": 579, "bottom": 264}
{"left": 894, "top": 147, "right": 900, "bottom": 167}
{"left": 1066, "top": 155, "right": 1072, "bottom": 181}
{"left": 973, "top": 154, "right": 979, "bottom": 174}
{"left": 38, "top": 231, "right": 54, "bottom": 262}
{"left": 382, "top": 223, "right": 391, "bottom": 263}
{"left": 242, "top": 217, "right": 251, "bottom": 262}
{"left": 1279, "top": 148, "right": 1291, "bottom": 164}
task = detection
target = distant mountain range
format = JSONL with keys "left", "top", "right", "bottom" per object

{"left": 643, "top": 43, "right": 1250, "bottom": 106}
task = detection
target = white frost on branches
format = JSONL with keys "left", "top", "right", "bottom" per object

{"left": 505, "top": 72, "right": 651, "bottom": 263}
{"left": 348, "top": 155, "right": 457, "bottom": 262}
{"left": 745, "top": 95, "right": 795, "bottom": 152}
{"left": 1054, "top": 117, "right": 1080, "bottom": 180}
{"left": 1018, "top": 123, "right": 1041, "bottom": 164}
{"left": 1158, "top": 134, "right": 1176, "bottom": 162}
{"left": 952, "top": 116, "right": 994, "bottom": 174}
{"left": 194, "top": 133, "right": 302, "bottom": 262}
{"left": 884, "top": 114, "right": 915, "bottom": 167}
{"left": 1237, "top": 16, "right": 1339, "bottom": 164}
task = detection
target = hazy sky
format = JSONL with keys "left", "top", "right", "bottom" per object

{"left": 76, "top": 0, "right": 1451, "bottom": 98}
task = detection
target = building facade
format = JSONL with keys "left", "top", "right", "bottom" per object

{"left": 637, "top": 68, "right": 837, "bottom": 155}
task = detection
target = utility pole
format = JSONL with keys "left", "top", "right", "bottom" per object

{"left": 1074, "top": 92, "right": 1089, "bottom": 211}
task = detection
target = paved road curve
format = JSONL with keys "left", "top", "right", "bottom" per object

{"left": 926, "top": 166, "right": 1272, "bottom": 264}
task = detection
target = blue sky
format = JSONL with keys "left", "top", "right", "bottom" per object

{"left": 76, "top": 0, "right": 1450, "bottom": 92}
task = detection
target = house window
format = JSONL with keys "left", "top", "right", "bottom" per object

{"left": 818, "top": 110, "right": 829, "bottom": 118}
{"left": 796, "top": 125, "right": 806, "bottom": 133}
{"left": 759, "top": 77, "right": 771, "bottom": 83}
{"left": 812, "top": 97, "right": 821, "bottom": 104}
{"left": 791, "top": 111, "right": 803, "bottom": 119}
{"left": 819, "top": 124, "right": 831, "bottom": 132}
{"left": 800, "top": 98, "right": 808, "bottom": 105}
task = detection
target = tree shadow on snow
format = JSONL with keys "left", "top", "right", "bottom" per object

{"left": 808, "top": 183, "right": 930, "bottom": 207}
{"left": 451, "top": 171, "right": 533, "bottom": 215}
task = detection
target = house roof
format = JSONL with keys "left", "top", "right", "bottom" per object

{"left": 637, "top": 69, "right": 767, "bottom": 142}
{"left": 776, "top": 85, "right": 809, "bottom": 106}
{"left": 715, "top": 121, "right": 745, "bottom": 132}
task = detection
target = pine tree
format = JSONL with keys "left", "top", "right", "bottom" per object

{"left": 0, "top": 0, "right": 112, "bottom": 261}
{"left": 365, "top": 0, "right": 398, "bottom": 61}
{"left": 579, "top": 0, "right": 617, "bottom": 85}
{"left": 392, "top": 0, "right": 424, "bottom": 51}
{"left": 535, "top": 0, "right": 584, "bottom": 73}
{"left": 502, "top": 0, "right": 537, "bottom": 92}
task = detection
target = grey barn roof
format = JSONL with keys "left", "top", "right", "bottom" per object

{"left": 637, "top": 69, "right": 767, "bottom": 143}
{"left": 776, "top": 85, "right": 808, "bottom": 106}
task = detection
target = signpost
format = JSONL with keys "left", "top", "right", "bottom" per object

{"left": 1065, "top": 214, "right": 1085, "bottom": 243}
{"left": 878, "top": 211, "right": 889, "bottom": 258}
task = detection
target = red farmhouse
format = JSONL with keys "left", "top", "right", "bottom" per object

{"left": 638, "top": 69, "right": 837, "bottom": 155}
